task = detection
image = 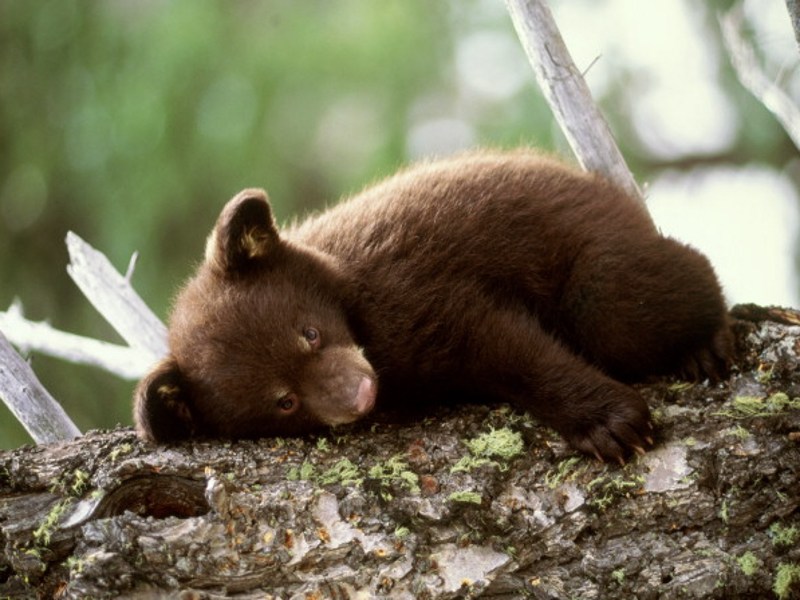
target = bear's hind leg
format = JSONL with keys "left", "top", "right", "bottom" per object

{"left": 561, "top": 236, "right": 733, "bottom": 382}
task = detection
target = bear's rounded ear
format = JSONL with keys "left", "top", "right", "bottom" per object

{"left": 134, "top": 356, "right": 196, "bottom": 443}
{"left": 205, "top": 188, "right": 280, "bottom": 275}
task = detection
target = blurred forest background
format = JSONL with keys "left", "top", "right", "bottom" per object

{"left": 0, "top": 0, "right": 798, "bottom": 448}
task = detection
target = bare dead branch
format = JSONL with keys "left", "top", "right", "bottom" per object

{"left": 65, "top": 232, "right": 168, "bottom": 362}
{"left": 504, "top": 0, "right": 643, "bottom": 202}
{"left": 0, "top": 300, "right": 152, "bottom": 381}
{"left": 721, "top": 7, "right": 800, "bottom": 151}
{"left": 0, "top": 329, "right": 81, "bottom": 444}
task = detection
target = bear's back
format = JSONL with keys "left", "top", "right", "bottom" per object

{"left": 293, "top": 150, "right": 650, "bottom": 252}
{"left": 289, "top": 149, "right": 654, "bottom": 301}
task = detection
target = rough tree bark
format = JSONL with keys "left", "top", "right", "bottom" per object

{"left": 1, "top": 309, "right": 799, "bottom": 599}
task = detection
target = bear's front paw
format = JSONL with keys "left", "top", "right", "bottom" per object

{"left": 562, "top": 385, "right": 653, "bottom": 464}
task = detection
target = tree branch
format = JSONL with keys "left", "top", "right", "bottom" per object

{"left": 0, "top": 300, "right": 152, "bottom": 381}
{"left": 65, "top": 231, "right": 167, "bottom": 362}
{"left": 1, "top": 315, "right": 798, "bottom": 598}
{"left": 504, "top": 0, "right": 643, "bottom": 202}
{"left": 0, "top": 330, "right": 81, "bottom": 444}
{"left": 0, "top": 234, "right": 167, "bottom": 441}
{"left": 721, "top": 7, "right": 800, "bottom": 151}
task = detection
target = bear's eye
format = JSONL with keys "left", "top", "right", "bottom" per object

{"left": 303, "top": 327, "right": 320, "bottom": 347}
{"left": 277, "top": 394, "right": 297, "bottom": 413}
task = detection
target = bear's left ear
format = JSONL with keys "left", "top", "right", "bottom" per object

{"left": 134, "top": 356, "right": 196, "bottom": 443}
{"left": 205, "top": 188, "right": 281, "bottom": 275}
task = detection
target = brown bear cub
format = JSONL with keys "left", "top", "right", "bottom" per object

{"left": 134, "top": 149, "right": 732, "bottom": 463}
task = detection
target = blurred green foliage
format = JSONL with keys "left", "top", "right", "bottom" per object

{"left": 0, "top": 1, "right": 794, "bottom": 448}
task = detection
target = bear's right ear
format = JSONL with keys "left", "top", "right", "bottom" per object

{"left": 134, "top": 356, "right": 196, "bottom": 443}
{"left": 205, "top": 188, "right": 280, "bottom": 275}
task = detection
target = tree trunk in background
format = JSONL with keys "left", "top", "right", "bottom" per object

{"left": 1, "top": 310, "right": 799, "bottom": 599}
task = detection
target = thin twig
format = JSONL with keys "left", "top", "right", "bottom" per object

{"left": 125, "top": 251, "right": 139, "bottom": 283}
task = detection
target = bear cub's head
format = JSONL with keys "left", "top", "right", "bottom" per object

{"left": 134, "top": 189, "right": 377, "bottom": 443}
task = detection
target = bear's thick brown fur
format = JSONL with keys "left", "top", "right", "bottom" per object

{"left": 134, "top": 149, "right": 732, "bottom": 462}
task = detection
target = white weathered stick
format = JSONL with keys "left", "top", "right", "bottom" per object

{"left": 0, "top": 300, "right": 153, "bottom": 380}
{"left": 721, "top": 8, "right": 800, "bottom": 151}
{"left": 66, "top": 231, "right": 168, "bottom": 361}
{"left": 0, "top": 329, "right": 81, "bottom": 444}
{"left": 504, "top": 0, "right": 643, "bottom": 201}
